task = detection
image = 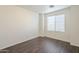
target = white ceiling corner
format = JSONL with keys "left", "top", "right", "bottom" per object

{"left": 17, "top": 5, "right": 71, "bottom": 13}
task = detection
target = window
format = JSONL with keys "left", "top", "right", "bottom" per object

{"left": 47, "top": 14, "right": 65, "bottom": 32}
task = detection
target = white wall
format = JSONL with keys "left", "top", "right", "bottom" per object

{"left": 39, "top": 13, "right": 45, "bottom": 36}
{"left": 70, "top": 6, "right": 79, "bottom": 46}
{"left": 0, "top": 6, "right": 39, "bottom": 49}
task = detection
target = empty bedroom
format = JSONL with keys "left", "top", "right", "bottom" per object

{"left": 0, "top": 5, "right": 79, "bottom": 53}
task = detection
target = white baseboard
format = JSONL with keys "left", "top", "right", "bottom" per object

{"left": 70, "top": 43, "right": 79, "bottom": 47}
{"left": 39, "top": 35, "right": 45, "bottom": 37}
{"left": 0, "top": 35, "right": 39, "bottom": 50}
{"left": 1, "top": 35, "right": 79, "bottom": 50}
{"left": 46, "top": 35, "right": 69, "bottom": 43}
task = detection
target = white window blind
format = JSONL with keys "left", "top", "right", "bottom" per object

{"left": 55, "top": 14, "right": 65, "bottom": 32}
{"left": 47, "top": 16, "right": 55, "bottom": 31}
{"left": 47, "top": 14, "right": 65, "bottom": 32}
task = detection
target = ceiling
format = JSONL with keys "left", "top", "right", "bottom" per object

{"left": 17, "top": 5, "right": 71, "bottom": 13}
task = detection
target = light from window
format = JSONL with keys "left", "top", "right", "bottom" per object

{"left": 55, "top": 15, "right": 65, "bottom": 32}
{"left": 47, "top": 14, "right": 65, "bottom": 32}
{"left": 47, "top": 16, "right": 55, "bottom": 31}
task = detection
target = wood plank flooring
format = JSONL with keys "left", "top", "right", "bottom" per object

{"left": 1, "top": 37, "right": 79, "bottom": 53}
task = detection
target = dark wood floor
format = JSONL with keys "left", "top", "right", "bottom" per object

{"left": 1, "top": 37, "right": 79, "bottom": 53}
